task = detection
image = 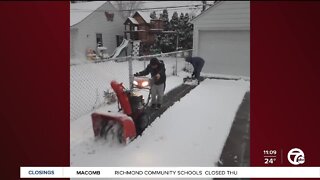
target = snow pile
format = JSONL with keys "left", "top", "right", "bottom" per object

{"left": 202, "top": 72, "right": 250, "bottom": 81}
{"left": 71, "top": 79, "right": 250, "bottom": 170}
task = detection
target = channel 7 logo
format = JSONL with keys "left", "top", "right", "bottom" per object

{"left": 287, "top": 148, "right": 305, "bottom": 165}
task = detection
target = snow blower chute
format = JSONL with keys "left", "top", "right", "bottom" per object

{"left": 91, "top": 77, "right": 151, "bottom": 144}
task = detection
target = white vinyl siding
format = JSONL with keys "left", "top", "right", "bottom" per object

{"left": 71, "top": 2, "right": 124, "bottom": 58}
{"left": 192, "top": 1, "right": 250, "bottom": 77}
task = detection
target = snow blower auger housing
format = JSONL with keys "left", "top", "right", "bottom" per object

{"left": 91, "top": 78, "right": 151, "bottom": 144}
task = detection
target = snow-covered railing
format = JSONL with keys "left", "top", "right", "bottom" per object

{"left": 134, "top": 49, "right": 193, "bottom": 75}
{"left": 135, "top": 49, "right": 193, "bottom": 59}
{"left": 70, "top": 49, "right": 193, "bottom": 65}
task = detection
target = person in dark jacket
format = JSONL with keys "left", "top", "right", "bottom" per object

{"left": 185, "top": 56, "right": 205, "bottom": 81}
{"left": 134, "top": 57, "right": 166, "bottom": 109}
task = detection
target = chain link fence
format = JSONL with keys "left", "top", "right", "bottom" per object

{"left": 70, "top": 49, "right": 193, "bottom": 121}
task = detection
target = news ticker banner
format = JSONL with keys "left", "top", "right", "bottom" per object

{"left": 20, "top": 167, "right": 320, "bottom": 178}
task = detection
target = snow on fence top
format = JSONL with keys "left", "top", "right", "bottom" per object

{"left": 70, "top": 49, "right": 193, "bottom": 66}
{"left": 70, "top": 1, "right": 107, "bottom": 26}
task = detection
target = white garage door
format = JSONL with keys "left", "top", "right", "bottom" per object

{"left": 198, "top": 30, "right": 250, "bottom": 77}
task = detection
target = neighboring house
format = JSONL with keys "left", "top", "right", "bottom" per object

{"left": 191, "top": 1, "right": 250, "bottom": 77}
{"left": 124, "top": 11, "right": 164, "bottom": 55}
{"left": 70, "top": 1, "right": 124, "bottom": 58}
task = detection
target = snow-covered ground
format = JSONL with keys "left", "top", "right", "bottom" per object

{"left": 70, "top": 50, "right": 250, "bottom": 180}
{"left": 71, "top": 78, "right": 250, "bottom": 172}
{"left": 70, "top": 3, "right": 250, "bottom": 179}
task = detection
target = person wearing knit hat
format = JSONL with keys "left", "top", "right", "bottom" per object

{"left": 134, "top": 57, "right": 166, "bottom": 109}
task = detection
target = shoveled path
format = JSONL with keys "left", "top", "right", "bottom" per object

{"left": 144, "top": 83, "right": 199, "bottom": 127}
{"left": 215, "top": 91, "right": 250, "bottom": 180}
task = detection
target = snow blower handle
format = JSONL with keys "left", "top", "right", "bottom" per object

{"left": 111, "top": 81, "right": 132, "bottom": 116}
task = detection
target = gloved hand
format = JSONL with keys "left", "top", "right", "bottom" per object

{"left": 155, "top": 74, "right": 160, "bottom": 80}
{"left": 134, "top": 72, "right": 139, "bottom": 77}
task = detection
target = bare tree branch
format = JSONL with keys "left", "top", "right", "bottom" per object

{"left": 113, "top": 1, "right": 144, "bottom": 19}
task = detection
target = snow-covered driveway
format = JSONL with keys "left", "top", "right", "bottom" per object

{"left": 70, "top": 79, "right": 250, "bottom": 167}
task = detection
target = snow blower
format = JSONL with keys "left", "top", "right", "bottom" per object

{"left": 91, "top": 77, "right": 151, "bottom": 144}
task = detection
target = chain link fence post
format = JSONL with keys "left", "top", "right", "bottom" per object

{"left": 128, "top": 56, "right": 134, "bottom": 91}
{"left": 175, "top": 54, "right": 178, "bottom": 76}
{"left": 175, "top": 33, "right": 179, "bottom": 76}
{"left": 130, "top": 40, "right": 141, "bottom": 91}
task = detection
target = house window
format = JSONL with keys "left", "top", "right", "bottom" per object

{"left": 96, "top": 33, "right": 103, "bottom": 46}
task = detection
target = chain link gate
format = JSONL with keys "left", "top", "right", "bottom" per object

{"left": 70, "top": 49, "right": 193, "bottom": 121}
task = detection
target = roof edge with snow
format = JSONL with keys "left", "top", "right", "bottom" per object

{"left": 127, "top": 17, "right": 139, "bottom": 25}
{"left": 135, "top": 11, "right": 151, "bottom": 24}
{"left": 70, "top": 1, "right": 108, "bottom": 27}
{"left": 190, "top": 1, "right": 223, "bottom": 23}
